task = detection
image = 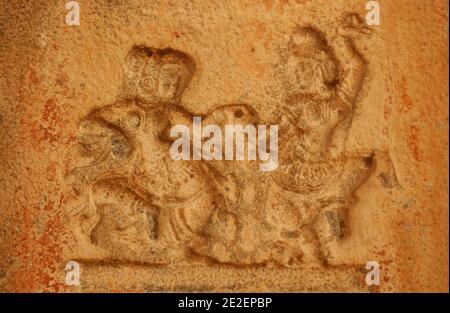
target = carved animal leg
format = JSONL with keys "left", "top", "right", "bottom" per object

{"left": 169, "top": 207, "right": 206, "bottom": 248}
{"left": 312, "top": 204, "right": 348, "bottom": 264}
{"left": 64, "top": 188, "right": 104, "bottom": 255}
{"left": 89, "top": 180, "right": 159, "bottom": 259}
{"left": 167, "top": 189, "right": 217, "bottom": 254}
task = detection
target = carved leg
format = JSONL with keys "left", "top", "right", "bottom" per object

{"left": 168, "top": 189, "right": 216, "bottom": 253}
{"left": 312, "top": 203, "right": 348, "bottom": 265}
{"left": 89, "top": 179, "right": 159, "bottom": 261}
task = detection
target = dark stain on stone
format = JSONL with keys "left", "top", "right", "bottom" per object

{"left": 378, "top": 172, "right": 394, "bottom": 189}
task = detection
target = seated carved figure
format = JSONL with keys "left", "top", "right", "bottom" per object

{"left": 63, "top": 47, "right": 218, "bottom": 262}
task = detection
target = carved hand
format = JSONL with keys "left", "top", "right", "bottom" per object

{"left": 337, "top": 13, "right": 372, "bottom": 38}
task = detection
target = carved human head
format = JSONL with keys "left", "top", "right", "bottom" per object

{"left": 285, "top": 27, "right": 338, "bottom": 98}
{"left": 122, "top": 46, "right": 196, "bottom": 105}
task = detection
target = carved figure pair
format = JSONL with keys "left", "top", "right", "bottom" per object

{"left": 62, "top": 14, "right": 374, "bottom": 265}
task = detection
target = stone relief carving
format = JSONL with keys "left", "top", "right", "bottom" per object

{"left": 62, "top": 13, "right": 375, "bottom": 266}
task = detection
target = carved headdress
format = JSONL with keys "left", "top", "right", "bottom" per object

{"left": 121, "top": 46, "right": 196, "bottom": 104}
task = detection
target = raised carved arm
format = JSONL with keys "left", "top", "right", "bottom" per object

{"left": 333, "top": 14, "right": 371, "bottom": 105}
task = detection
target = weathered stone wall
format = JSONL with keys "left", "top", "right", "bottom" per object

{"left": 0, "top": 0, "right": 448, "bottom": 292}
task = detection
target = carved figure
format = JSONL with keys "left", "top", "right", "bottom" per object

{"left": 63, "top": 47, "right": 218, "bottom": 262}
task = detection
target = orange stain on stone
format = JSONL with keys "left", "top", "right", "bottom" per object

{"left": 263, "top": 0, "right": 273, "bottom": 11}
{"left": 21, "top": 98, "right": 69, "bottom": 150}
{"left": 407, "top": 124, "right": 422, "bottom": 162}
{"left": 45, "top": 161, "right": 58, "bottom": 182}
{"left": 9, "top": 196, "right": 66, "bottom": 292}
{"left": 397, "top": 76, "right": 414, "bottom": 113}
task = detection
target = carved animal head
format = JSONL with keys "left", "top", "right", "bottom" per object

{"left": 121, "top": 46, "right": 196, "bottom": 105}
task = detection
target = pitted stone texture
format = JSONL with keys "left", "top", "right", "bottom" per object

{"left": 0, "top": 0, "right": 448, "bottom": 292}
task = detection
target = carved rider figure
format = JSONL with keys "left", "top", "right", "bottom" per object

{"left": 63, "top": 47, "right": 217, "bottom": 262}
{"left": 160, "top": 14, "right": 376, "bottom": 266}
{"left": 263, "top": 14, "right": 375, "bottom": 265}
